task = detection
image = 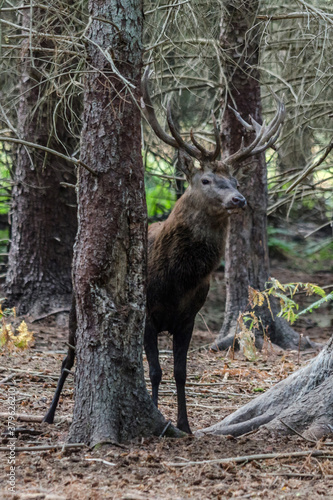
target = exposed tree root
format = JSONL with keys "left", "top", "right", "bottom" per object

{"left": 198, "top": 336, "right": 333, "bottom": 439}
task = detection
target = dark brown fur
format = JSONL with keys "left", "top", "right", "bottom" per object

{"left": 144, "top": 163, "right": 246, "bottom": 433}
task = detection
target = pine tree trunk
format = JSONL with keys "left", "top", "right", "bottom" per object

{"left": 198, "top": 335, "right": 333, "bottom": 440}
{"left": 68, "top": 0, "right": 179, "bottom": 447}
{"left": 212, "top": 1, "right": 312, "bottom": 351}
{"left": 5, "top": 8, "right": 77, "bottom": 316}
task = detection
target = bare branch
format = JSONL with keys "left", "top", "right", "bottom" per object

{"left": 286, "top": 141, "right": 333, "bottom": 193}
{"left": 0, "top": 136, "right": 97, "bottom": 176}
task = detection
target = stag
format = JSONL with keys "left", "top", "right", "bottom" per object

{"left": 142, "top": 69, "right": 284, "bottom": 433}
{"left": 43, "top": 70, "right": 284, "bottom": 431}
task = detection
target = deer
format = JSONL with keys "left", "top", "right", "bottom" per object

{"left": 141, "top": 70, "right": 284, "bottom": 433}
{"left": 43, "top": 69, "right": 285, "bottom": 432}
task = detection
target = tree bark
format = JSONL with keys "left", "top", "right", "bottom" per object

{"left": 5, "top": 7, "right": 77, "bottom": 316}
{"left": 198, "top": 335, "right": 333, "bottom": 440}
{"left": 68, "top": 0, "right": 179, "bottom": 447}
{"left": 212, "top": 1, "right": 311, "bottom": 351}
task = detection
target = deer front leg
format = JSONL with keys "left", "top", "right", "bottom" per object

{"left": 172, "top": 321, "right": 194, "bottom": 434}
{"left": 144, "top": 320, "right": 162, "bottom": 407}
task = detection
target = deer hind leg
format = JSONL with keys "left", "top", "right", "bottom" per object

{"left": 43, "top": 296, "right": 76, "bottom": 424}
{"left": 172, "top": 320, "right": 194, "bottom": 434}
{"left": 144, "top": 320, "right": 162, "bottom": 407}
{"left": 43, "top": 346, "right": 75, "bottom": 423}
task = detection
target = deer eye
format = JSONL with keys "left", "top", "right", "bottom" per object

{"left": 202, "top": 179, "right": 210, "bottom": 185}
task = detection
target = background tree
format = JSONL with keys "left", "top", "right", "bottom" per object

{"left": 68, "top": 0, "right": 178, "bottom": 446}
{"left": 0, "top": 3, "right": 84, "bottom": 316}
{"left": 212, "top": 0, "right": 307, "bottom": 350}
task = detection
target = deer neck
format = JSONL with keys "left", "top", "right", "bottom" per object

{"left": 169, "top": 190, "right": 229, "bottom": 242}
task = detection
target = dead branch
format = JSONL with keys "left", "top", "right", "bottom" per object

{"left": 30, "top": 307, "right": 71, "bottom": 322}
{"left": 165, "top": 450, "right": 333, "bottom": 467}
{"left": 286, "top": 141, "right": 333, "bottom": 193}
{"left": 0, "top": 443, "right": 85, "bottom": 452}
{"left": 0, "top": 137, "right": 97, "bottom": 176}
{"left": 0, "top": 412, "right": 72, "bottom": 423}
{"left": 0, "top": 373, "right": 17, "bottom": 384}
{"left": 84, "top": 457, "right": 116, "bottom": 466}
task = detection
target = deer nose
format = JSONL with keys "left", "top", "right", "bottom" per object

{"left": 231, "top": 195, "right": 246, "bottom": 208}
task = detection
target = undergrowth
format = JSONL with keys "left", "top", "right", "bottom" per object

{"left": 237, "top": 278, "right": 333, "bottom": 361}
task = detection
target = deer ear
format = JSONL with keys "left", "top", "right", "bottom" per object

{"left": 177, "top": 150, "right": 196, "bottom": 181}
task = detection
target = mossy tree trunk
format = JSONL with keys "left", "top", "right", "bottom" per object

{"left": 68, "top": 0, "right": 178, "bottom": 447}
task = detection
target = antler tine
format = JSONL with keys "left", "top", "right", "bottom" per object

{"left": 166, "top": 100, "right": 201, "bottom": 160}
{"left": 259, "top": 96, "right": 285, "bottom": 145}
{"left": 190, "top": 129, "right": 209, "bottom": 155}
{"left": 249, "top": 99, "right": 285, "bottom": 156}
{"left": 224, "top": 94, "right": 285, "bottom": 166}
{"left": 141, "top": 67, "right": 178, "bottom": 148}
{"left": 249, "top": 115, "right": 262, "bottom": 134}
{"left": 252, "top": 124, "right": 283, "bottom": 155}
{"left": 228, "top": 105, "right": 253, "bottom": 131}
{"left": 224, "top": 120, "right": 267, "bottom": 165}
{"left": 141, "top": 67, "right": 223, "bottom": 162}
{"left": 189, "top": 113, "right": 221, "bottom": 161}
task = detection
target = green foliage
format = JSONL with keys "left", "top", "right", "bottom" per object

{"left": 249, "top": 278, "right": 330, "bottom": 325}
{"left": 0, "top": 144, "right": 11, "bottom": 263}
{"left": 267, "top": 226, "right": 297, "bottom": 256}
{"left": 295, "top": 292, "right": 333, "bottom": 319}
{"left": 237, "top": 279, "right": 332, "bottom": 360}
{"left": 146, "top": 177, "right": 176, "bottom": 218}
{"left": 0, "top": 143, "right": 11, "bottom": 216}
{"left": 267, "top": 224, "right": 333, "bottom": 272}
{"left": 144, "top": 151, "right": 177, "bottom": 218}
{"left": 305, "top": 238, "right": 333, "bottom": 257}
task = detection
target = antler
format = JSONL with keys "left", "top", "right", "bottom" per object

{"left": 190, "top": 113, "right": 221, "bottom": 161}
{"left": 141, "top": 67, "right": 221, "bottom": 162}
{"left": 141, "top": 67, "right": 178, "bottom": 149}
{"left": 224, "top": 92, "right": 285, "bottom": 166}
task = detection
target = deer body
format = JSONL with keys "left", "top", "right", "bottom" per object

{"left": 147, "top": 210, "right": 224, "bottom": 330}
{"left": 145, "top": 168, "right": 246, "bottom": 433}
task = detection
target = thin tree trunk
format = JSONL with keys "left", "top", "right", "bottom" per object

{"left": 5, "top": 7, "right": 77, "bottom": 316}
{"left": 212, "top": 1, "right": 312, "bottom": 351}
{"left": 68, "top": 0, "right": 179, "bottom": 447}
{"left": 198, "top": 335, "right": 333, "bottom": 440}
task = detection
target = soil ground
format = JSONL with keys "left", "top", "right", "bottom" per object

{"left": 0, "top": 268, "right": 332, "bottom": 500}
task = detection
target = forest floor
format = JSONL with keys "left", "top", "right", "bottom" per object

{"left": 0, "top": 267, "right": 332, "bottom": 500}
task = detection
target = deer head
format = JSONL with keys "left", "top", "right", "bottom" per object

{"left": 141, "top": 68, "right": 285, "bottom": 215}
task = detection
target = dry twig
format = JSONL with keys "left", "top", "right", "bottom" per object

{"left": 165, "top": 450, "right": 333, "bottom": 467}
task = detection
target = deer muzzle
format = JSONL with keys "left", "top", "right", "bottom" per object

{"left": 225, "top": 194, "right": 247, "bottom": 213}
{"left": 230, "top": 195, "right": 246, "bottom": 208}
